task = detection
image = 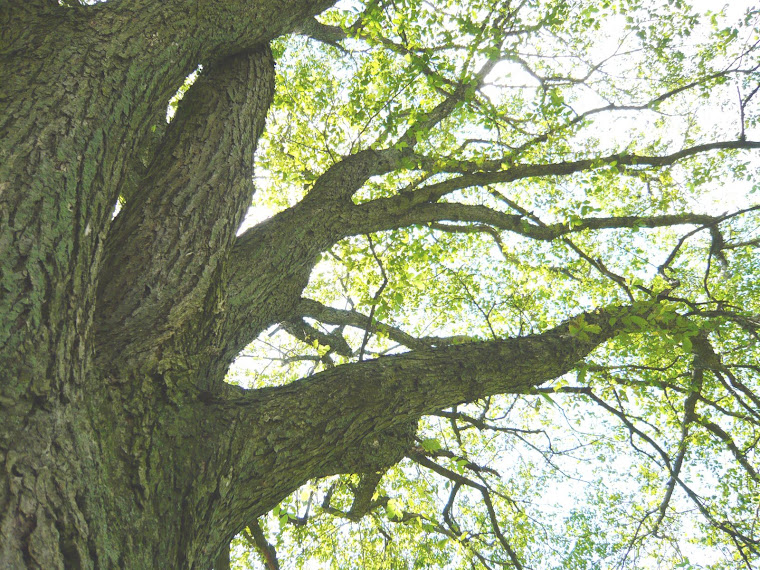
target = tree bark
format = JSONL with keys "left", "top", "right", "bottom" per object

{"left": 0, "top": 1, "right": 331, "bottom": 567}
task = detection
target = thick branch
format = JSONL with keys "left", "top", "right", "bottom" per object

{"left": 99, "top": 0, "right": 337, "bottom": 61}
{"left": 346, "top": 201, "right": 724, "bottom": 240}
{"left": 95, "top": 49, "right": 275, "bottom": 370}
{"left": 292, "top": 16, "right": 347, "bottom": 46}
{"left": 301, "top": 148, "right": 405, "bottom": 204}
{"left": 216, "top": 139, "right": 757, "bottom": 380}
{"left": 213, "top": 201, "right": 353, "bottom": 376}
{"left": 212, "top": 303, "right": 654, "bottom": 532}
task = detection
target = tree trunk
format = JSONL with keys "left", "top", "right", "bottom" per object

{"left": 0, "top": 1, "right": 328, "bottom": 566}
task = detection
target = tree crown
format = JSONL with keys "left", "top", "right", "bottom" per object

{"left": 223, "top": 0, "right": 760, "bottom": 567}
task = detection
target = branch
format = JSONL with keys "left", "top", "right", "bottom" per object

{"left": 320, "top": 471, "right": 388, "bottom": 521}
{"left": 94, "top": 49, "right": 275, "bottom": 372}
{"left": 408, "top": 448, "right": 524, "bottom": 569}
{"left": 264, "top": 26, "right": 505, "bottom": 207}
{"left": 281, "top": 318, "right": 353, "bottom": 358}
{"left": 698, "top": 416, "right": 760, "bottom": 481}
{"left": 292, "top": 17, "right": 347, "bottom": 48}
{"left": 110, "top": 0, "right": 338, "bottom": 58}
{"left": 245, "top": 519, "right": 280, "bottom": 570}
{"left": 652, "top": 358, "right": 702, "bottom": 535}
{"left": 280, "top": 75, "right": 479, "bottom": 207}
{"left": 218, "top": 137, "right": 757, "bottom": 383}
{"left": 213, "top": 303, "right": 655, "bottom": 523}
{"left": 346, "top": 200, "right": 726, "bottom": 241}
{"left": 358, "top": 235, "right": 388, "bottom": 361}
{"left": 578, "top": 346, "right": 760, "bottom": 555}
{"left": 294, "top": 298, "right": 478, "bottom": 350}
{"left": 334, "top": 140, "right": 760, "bottom": 239}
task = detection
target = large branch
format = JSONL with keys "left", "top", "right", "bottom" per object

{"left": 95, "top": 49, "right": 274, "bottom": 371}
{"left": 205, "top": 303, "right": 654, "bottom": 542}
{"left": 345, "top": 201, "right": 727, "bottom": 240}
{"left": 216, "top": 95, "right": 474, "bottom": 371}
{"left": 99, "top": 0, "right": 337, "bottom": 61}
{"left": 215, "top": 139, "right": 758, "bottom": 380}
{"left": 214, "top": 32, "right": 513, "bottom": 371}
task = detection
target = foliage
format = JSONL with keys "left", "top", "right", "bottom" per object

{"left": 224, "top": 0, "right": 760, "bottom": 568}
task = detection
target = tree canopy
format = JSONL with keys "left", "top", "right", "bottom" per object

{"left": 224, "top": 0, "right": 760, "bottom": 567}
{"left": 1, "top": 0, "right": 759, "bottom": 568}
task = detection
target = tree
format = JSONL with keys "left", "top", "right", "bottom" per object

{"left": 1, "top": 0, "right": 759, "bottom": 567}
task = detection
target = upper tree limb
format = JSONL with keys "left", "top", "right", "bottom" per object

{"left": 198, "top": 302, "right": 652, "bottom": 548}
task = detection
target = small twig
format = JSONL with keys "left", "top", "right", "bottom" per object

{"left": 409, "top": 449, "right": 525, "bottom": 569}
{"left": 358, "top": 234, "right": 389, "bottom": 361}
{"left": 244, "top": 519, "right": 280, "bottom": 570}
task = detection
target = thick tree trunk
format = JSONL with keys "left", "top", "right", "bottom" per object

{"left": 0, "top": 2, "right": 327, "bottom": 567}
{"left": 1, "top": 5, "right": 184, "bottom": 566}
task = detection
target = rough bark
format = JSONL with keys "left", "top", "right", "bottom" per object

{"left": 94, "top": 47, "right": 275, "bottom": 375}
{"left": 0, "top": 1, "right": 331, "bottom": 567}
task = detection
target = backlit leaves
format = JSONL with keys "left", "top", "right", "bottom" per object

{"left": 230, "top": 0, "right": 760, "bottom": 567}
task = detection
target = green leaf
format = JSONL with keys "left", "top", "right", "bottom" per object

{"left": 539, "top": 392, "right": 559, "bottom": 408}
{"left": 386, "top": 499, "right": 402, "bottom": 521}
{"left": 421, "top": 438, "right": 442, "bottom": 452}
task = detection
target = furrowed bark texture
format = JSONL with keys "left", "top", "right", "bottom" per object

{"left": 0, "top": 2, "right": 657, "bottom": 568}
{"left": 0, "top": 1, "right": 329, "bottom": 567}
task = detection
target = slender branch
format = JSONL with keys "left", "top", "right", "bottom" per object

{"left": 340, "top": 141, "right": 760, "bottom": 237}
{"left": 245, "top": 519, "right": 280, "bottom": 570}
{"left": 652, "top": 363, "right": 702, "bottom": 534}
{"left": 442, "top": 481, "right": 462, "bottom": 536}
{"left": 346, "top": 194, "right": 741, "bottom": 247}
{"left": 358, "top": 235, "right": 389, "bottom": 361}
{"left": 281, "top": 318, "right": 353, "bottom": 357}
{"left": 487, "top": 138, "right": 759, "bottom": 186}
{"left": 294, "top": 297, "right": 477, "bottom": 350}
{"left": 698, "top": 416, "right": 760, "bottom": 481}
{"left": 409, "top": 449, "right": 524, "bottom": 569}
{"left": 433, "top": 410, "right": 545, "bottom": 437}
